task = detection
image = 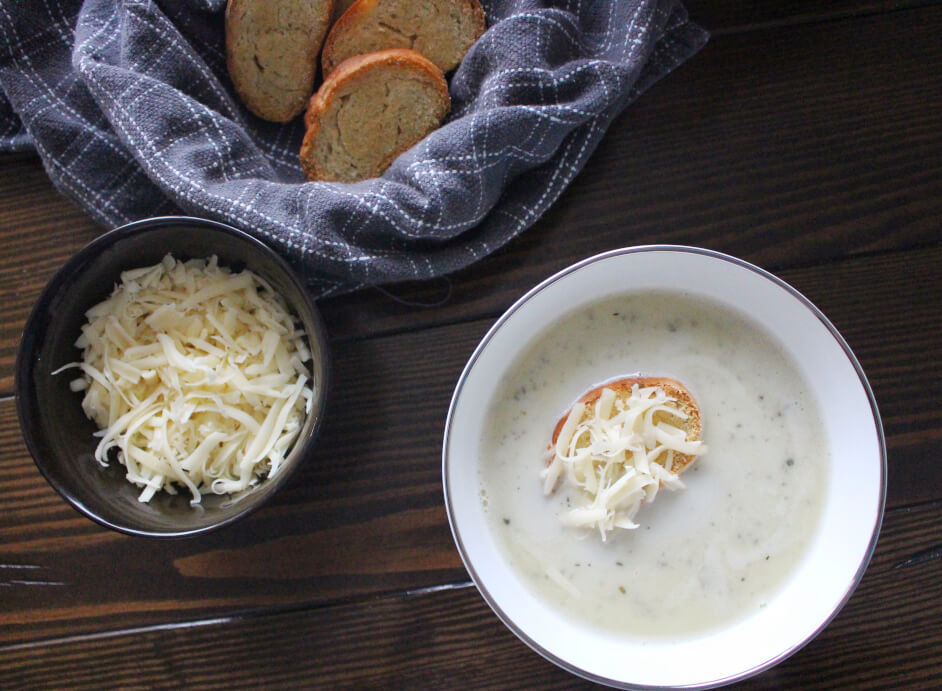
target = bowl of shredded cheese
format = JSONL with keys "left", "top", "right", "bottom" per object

{"left": 16, "top": 216, "right": 329, "bottom": 537}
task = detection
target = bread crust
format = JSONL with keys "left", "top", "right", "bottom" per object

{"left": 332, "top": 0, "right": 357, "bottom": 22}
{"left": 551, "top": 376, "right": 703, "bottom": 475}
{"left": 321, "top": 0, "right": 486, "bottom": 76}
{"left": 300, "top": 48, "right": 450, "bottom": 182}
{"left": 226, "top": 0, "right": 334, "bottom": 123}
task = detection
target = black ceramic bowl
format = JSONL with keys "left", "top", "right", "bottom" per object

{"left": 15, "top": 217, "right": 330, "bottom": 538}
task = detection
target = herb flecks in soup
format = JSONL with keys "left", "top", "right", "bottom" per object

{"left": 543, "top": 377, "right": 707, "bottom": 540}
{"left": 480, "top": 293, "right": 828, "bottom": 639}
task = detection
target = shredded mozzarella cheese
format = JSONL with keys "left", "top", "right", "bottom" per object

{"left": 55, "top": 254, "right": 315, "bottom": 504}
{"left": 541, "top": 383, "right": 707, "bottom": 540}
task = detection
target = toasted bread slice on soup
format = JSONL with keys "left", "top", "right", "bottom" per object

{"left": 550, "top": 376, "right": 704, "bottom": 477}
{"left": 226, "top": 0, "right": 334, "bottom": 122}
{"left": 543, "top": 376, "right": 706, "bottom": 537}
{"left": 300, "top": 48, "right": 450, "bottom": 182}
{"left": 321, "top": 0, "right": 486, "bottom": 76}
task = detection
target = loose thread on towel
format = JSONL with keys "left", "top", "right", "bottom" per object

{"left": 374, "top": 277, "right": 454, "bottom": 308}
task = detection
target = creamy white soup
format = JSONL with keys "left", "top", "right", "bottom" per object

{"left": 479, "top": 292, "right": 829, "bottom": 639}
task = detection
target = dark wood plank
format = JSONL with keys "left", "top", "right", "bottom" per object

{"left": 687, "top": 0, "right": 942, "bottom": 33}
{"left": 1, "top": 244, "right": 939, "bottom": 646}
{"left": 1, "top": 501, "right": 938, "bottom": 689}
{"left": 0, "top": 161, "right": 100, "bottom": 395}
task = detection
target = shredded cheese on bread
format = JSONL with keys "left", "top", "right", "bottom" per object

{"left": 56, "top": 254, "right": 314, "bottom": 504}
{"left": 542, "top": 378, "right": 707, "bottom": 540}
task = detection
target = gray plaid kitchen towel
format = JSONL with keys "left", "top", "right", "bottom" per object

{"left": 0, "top": 0, "right": 706, "bottom": 297}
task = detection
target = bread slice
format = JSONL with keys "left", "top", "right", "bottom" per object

{"left": 226, "top": 0, "right": 334, "bottom": 123}
{"left": 300, "top": 49, "right": 450, "bottom": 182}
{"left": 321, "top": 0, "right": 486, "bottom": 77}
{"left": 332, "top": 0, "right": 356, "bottom": 22}
{"left": 551, "top": 376, "right": 703, "bottom": 475}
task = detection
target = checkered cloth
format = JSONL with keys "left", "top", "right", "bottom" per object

{"left": 0, "top": 0, "right": 706, "bottom": 297}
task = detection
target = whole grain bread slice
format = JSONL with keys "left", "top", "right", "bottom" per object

{"left": 321, "top": 0, "right": 485, "bottom": 77}
{"left": 226, "top": 0, "right": 334, "bottom": 123}
{"left": 300, "top": 48, "right": 451, "bottom": 182}
{"left": 551, "top": 376, "right": 704, "bottom": 475}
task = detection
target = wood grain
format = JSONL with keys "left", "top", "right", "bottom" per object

{"left": 687, "top": 0, "right": 942, "bottom": 33}
{"left": 1, "top": 244, "right": 939, "bottom": 645}
{"left": 1, "top": 502, "right": 938, "bottom": 689}
{"left": 0, "top": 160, "right": 99, "bottom": 394}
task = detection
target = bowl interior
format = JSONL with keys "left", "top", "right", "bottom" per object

{"left": 444, "top": 247, "right": 885, "bottom": 688}
{"left": 17, "top": 218, "right": 329, "bottom": 537}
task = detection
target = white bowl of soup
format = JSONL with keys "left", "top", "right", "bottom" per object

{"left": 442, "top": 246, "right": 885, "bottom": 688}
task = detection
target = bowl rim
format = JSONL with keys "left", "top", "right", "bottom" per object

{"left": 15, "top": 215, "right": 331, "bottom": 538}
{"left": 442, "top": 244, "right": 887, "bottom": 688}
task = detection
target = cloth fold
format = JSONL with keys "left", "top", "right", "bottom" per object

{"left": 0, "top": 0, "right": 706, "bottom": 297}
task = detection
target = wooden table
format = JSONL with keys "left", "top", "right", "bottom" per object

{"left": 1, "top": 1, "right": 940, "bottom": 688}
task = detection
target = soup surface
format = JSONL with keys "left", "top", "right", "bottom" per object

{"left": 479, "top": 292, "right": 829, "bottom": 639}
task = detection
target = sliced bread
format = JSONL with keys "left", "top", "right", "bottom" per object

{"left": 332, "top": 0, "right": 356, "bottom": 22}
{"left": 551, "top": 376, "right": 704, "bottom": 475}
{"left": 321, "top": 0, "right": 486, "bottom": 77}
{"left": 226, "top": 0, "right": 334, "bottom": 123}
{"left": 300, "top": 49, "right": 450, "bottom": 182}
